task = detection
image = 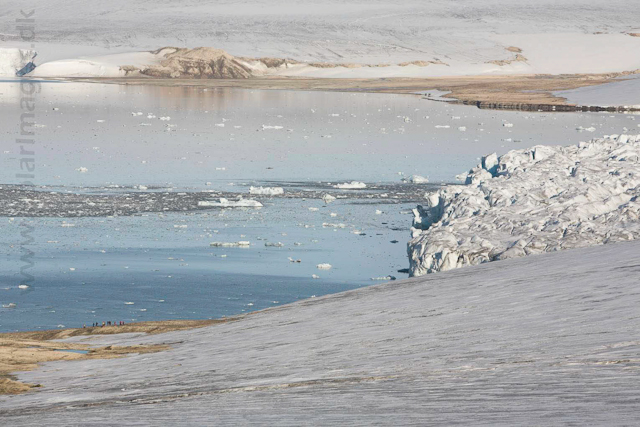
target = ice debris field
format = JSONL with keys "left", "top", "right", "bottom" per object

{"left": 409, "top": 134, "right": 640, "bottom": 275}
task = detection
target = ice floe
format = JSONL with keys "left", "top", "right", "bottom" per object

{"left": 408, "top": 134, "right": 640, "bottom": 276}
{"left": 322, "top": 194, "right": 336, "bottom": 203}
{"left": 210, "top": 241, "right": 251, "bottom": 247}
{"left": 249, "top": 186, "right": 284, "bottom": 196}
{"left": 334, "top": 181, "right": 367, "bottom": 189}
{"left": 403, "top": 175, "right": 429, "bottom": 184}
{"left": 198, "top": 198, "right": 263, "bottom": 208}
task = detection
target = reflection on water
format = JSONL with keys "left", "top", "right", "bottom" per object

{"left": 0, "top": 81, "right": 635, "bottom": 332}
{"left": 2, "top": 80, "right": 635, "bottom": 189}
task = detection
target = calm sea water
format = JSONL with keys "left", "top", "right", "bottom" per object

{"left": 0, "top": 80, "right": 635, "bottom": 331}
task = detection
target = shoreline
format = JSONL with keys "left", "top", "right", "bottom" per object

{"left": 2, "top": 239, "right": 639, "bottom": 423}
{"left": 0, "top": 319, "right": 232, "bottom": 395}
{"left": 54, "top": 73, "right": 640, "bottom": 113}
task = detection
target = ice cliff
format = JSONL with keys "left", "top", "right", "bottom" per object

{"left": 408, "top": 134, "right": 640, "bottom": 276}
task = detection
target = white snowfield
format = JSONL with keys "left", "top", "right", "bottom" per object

{"left": 2, "top": 240, "right": 640, "bottom": 425}
{"left": 409, "top": 134, "right": 640, "bottom": 276}
{"left": 1, "top": 1, "right": 640, "bottom": 77}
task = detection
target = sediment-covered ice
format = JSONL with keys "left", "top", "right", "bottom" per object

{"left": 408, "top": 134, "right": 640, "bottom": 276}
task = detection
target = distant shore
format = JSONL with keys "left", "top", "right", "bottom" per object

{"left": 61, "top": 73, "right": 640, "bottom": 112}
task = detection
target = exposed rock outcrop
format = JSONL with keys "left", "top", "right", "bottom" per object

{"left": 141, "top": 47, "right": 254, "bottom": 79}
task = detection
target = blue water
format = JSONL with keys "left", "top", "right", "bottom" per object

{"left": 0, "top": 198, "right": 413, "bottom": 331}
{"left": 1, "top": 81, "right": 635, "bottom": 332}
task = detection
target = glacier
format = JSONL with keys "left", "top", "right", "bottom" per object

{"left": 409, "top": 134, "right": 640, "bottom": 276}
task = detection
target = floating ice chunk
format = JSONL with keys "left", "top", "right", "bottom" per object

{"left": 76, "top": 167, "right": 88, "bottom": 173}
{"left": 265, "top": 242, "right": 284, "bottom": 247}
{"left": 576, "top": 126, "right": 596, "bottom": 132}
{"left": 322, "top": 194, "right": 336, "bottom": 203}
{"left": 215, "top": 123, "right": 225, "bottom": 127}
{"left": 311, "top": 274, "right": 320, "bottom": 279}
{"left": 435, "top": 125, "right": 450, "bottom": 129}
{"left": 18, "top": 284, "right": 29, "bottom": 289}
{"left": 124, "top": 302, "right": 135, "bottom": 305}
{"left": 210, "top": 241, "right": 251, "bottom": 247}
{"left": 503, "top": 122, "right": 514, "bottom": 128}
{"left": 288, "top": 257, "right": 301, "bottom": 263}
{"left": 375, "top": 210, "right": 383, "bottom": 215}
{"left": 2, "top": 303, "right": 16, "bottom": 308}
{"left": 316, "top": 263, "right": 332, "bottom": 270}
{"left": 370, "top": 276, "right": 397, "bottom": 281}
{"left": 404, "top": 175, "right": 429, "bottom": 184}
{"left": 198, "top": 198, "right": 263, "bottom": 208}
{"left": 334, "top": 181, "right": 366, "bottom": 189}
{"left": 249, "top": 186, "right": 284, "bottom": 196}
{"left": 458, "top": 126, "right": 467, "bottom": 131}
{"left": 159, "top": 116, "right": 171, "bottom": 121}
{"left": 262, "top": 125, "right": 283, "bottom": 130}
{"left": 322, "top": 223, "right": 346, "bottom": 228}
{"left": 308, "top": 207, "right": 319, "bottom": 211}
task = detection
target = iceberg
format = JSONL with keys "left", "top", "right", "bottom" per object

{"left": 334, "top": 181, "right": 367, "bottom": 189}
{"left": 249, "top": 186, "right": 284, "bottom": 196}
